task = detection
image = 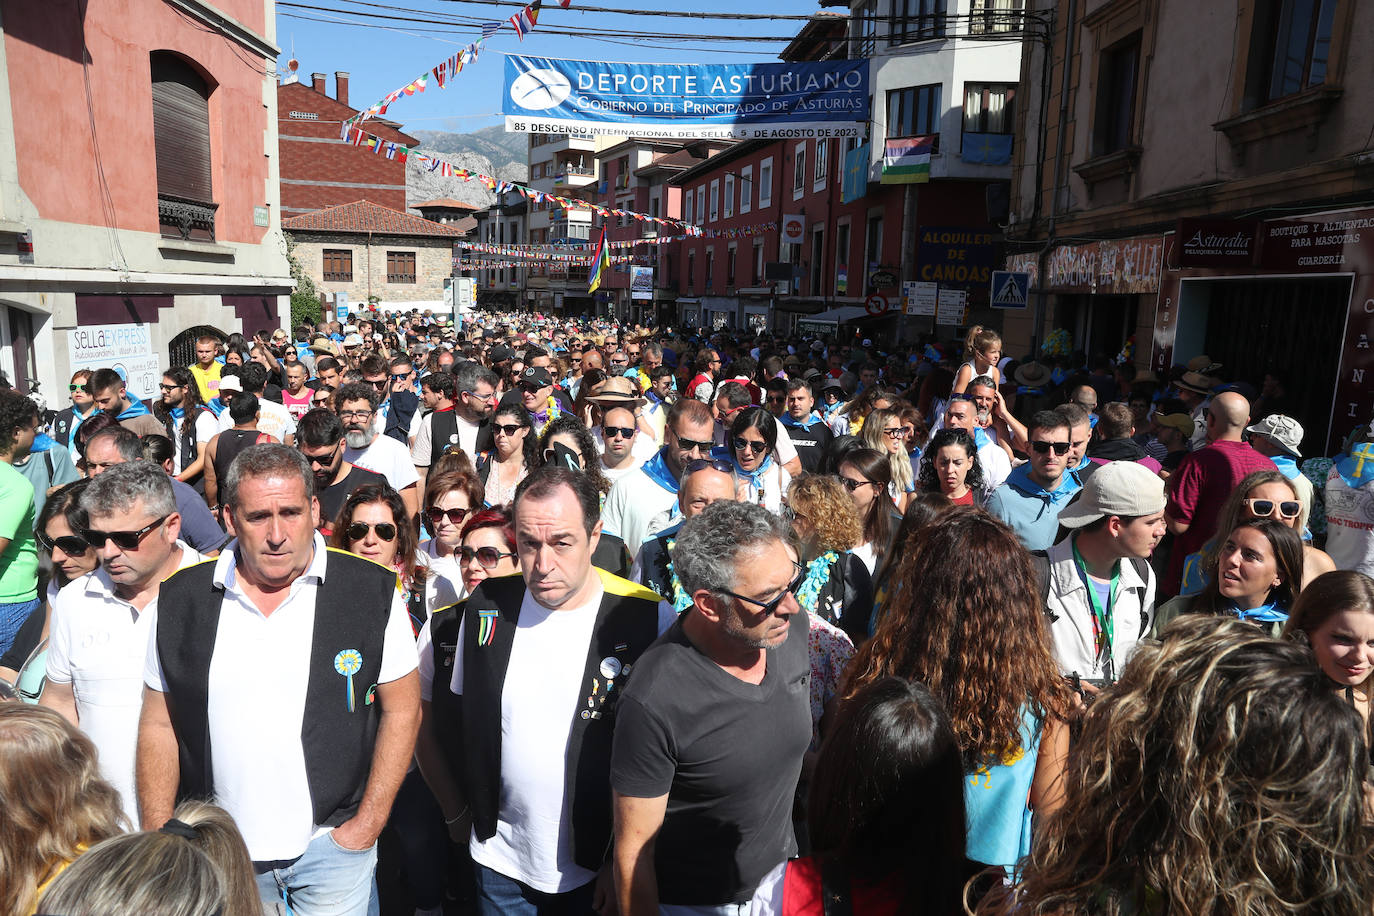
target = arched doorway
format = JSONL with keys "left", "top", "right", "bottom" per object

{"left": 168, "top": 325, "right": 225, "bottom": 371}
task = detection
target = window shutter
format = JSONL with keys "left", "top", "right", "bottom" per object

{"left": 152, "top": 54, "right": 213, "bottom": 203}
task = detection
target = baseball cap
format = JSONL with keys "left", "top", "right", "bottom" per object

{"left": 218, "top": 375, "right": 243, "bottom": 394}
{"left": 1058, "top": 461, "right": 1166, "bottom": 528}
{"left": 1153, "top": 412, "right": 1195, "bottom": 438}
{"left": 489, "top": 345, "right": 516, "bottom": 363}
{"left": 519, "top": 366, "right": 554, "bottom": 388}
{"left": 1245, "top": 414, "right": 1303, "bottom": 457}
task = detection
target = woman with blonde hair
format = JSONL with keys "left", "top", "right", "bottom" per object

{"left": 844, "top": 507, "right": 1069, "bottom": 873}
{"left": 36, "top": 829, "right": 224, "bottom": 916}
{"left": 163, "top": 801, "right": 261, "bottom": 916}
{"left": 861, "top": 407, "right": 915, "bottom": 511}
{"left": 952, "top": 325, "right": 1002, "bottom": 394}
{"left": 0, "top": 704, "right": 125, "bottom": 916}
{"left": 978, "top": 615, "right": 1374, "bottom": 915}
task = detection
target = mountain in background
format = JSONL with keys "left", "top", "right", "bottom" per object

{"left": 406, "top": 125, "right": 528, "bottom": 211}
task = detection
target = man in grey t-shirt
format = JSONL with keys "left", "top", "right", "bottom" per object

{"left": 611, "top": 501, "right": 811, "bottom": 915}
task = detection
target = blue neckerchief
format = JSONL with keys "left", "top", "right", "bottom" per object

{"left": 30, "top": 432, "right": 55, "bottom": 452}
{"left": 169, "top": 406, "right": 185, "bottom": 421}
{"left": 1270, "top": 453, "right": 1301, "bottom": 480}
{"left": 1005, "top": 462, "right": 1081, "bottom": 502}
{"left": 1016, "top": 385, "right": 1044, "bottom": 396}
{"left": 1232, "top": 601, "right": 1287, "bottom": 624}
{"left": 1050, "top": 367, "right": 1068, "bottom": 386}
{"left": 821, "top": 400, "right": 844, "bottom": 420}
{"left": 973, "top": 426, "right": 992, "bottom": 450}
{"left": 713, "top": 445, "right": 774, "bottom": 493}
{"left": 117, "top": 397, "right": 151, "bottom": 420}
{"left": 780, "top": 411, "right": 822, "bottom": 430}
{"left": 205, "top": 398, "right": 225, "bottom": 417}
{"left": 639, "top": 448, "right": 680, "bottom": 495}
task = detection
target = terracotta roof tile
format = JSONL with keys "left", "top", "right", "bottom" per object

{"left": 282, "top": 199, "right": 466, "bottom": 237}
{"left": 413, "top": 198, "right": 482, "bottom": 210}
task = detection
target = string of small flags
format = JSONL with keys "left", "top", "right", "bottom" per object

{"left": 343, "top": 0, "right": 569, "bottom": 130}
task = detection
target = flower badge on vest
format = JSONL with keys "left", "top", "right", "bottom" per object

{"left": 334, "top": 649, "right": 363, "bottom": 712}
{"left": 477, "top": 609, "right": 499, "bottom": 646}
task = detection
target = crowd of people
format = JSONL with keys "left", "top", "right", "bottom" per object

{"left": 2, "top": 310, "right": 1374, "bottom": 916}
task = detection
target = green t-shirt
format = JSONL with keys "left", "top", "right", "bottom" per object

{"left": 0, "top": 460, "right": 38, "bottom": 603}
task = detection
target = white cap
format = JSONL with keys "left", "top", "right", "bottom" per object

{"left": 1058, "top": 461, "right": 1166, "bottom": 528}
{"left": 218, "top": 375, "right": 243, "bottom": 394}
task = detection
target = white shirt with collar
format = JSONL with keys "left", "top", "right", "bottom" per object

{"left": 143, "top": 533, "right": 418, "bottom": 861}
{"left": 45, "top": 541, "right": 204, "bottom": 822}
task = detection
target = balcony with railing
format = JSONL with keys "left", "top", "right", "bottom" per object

{"left": 553, "top": 163, "right": 596, "bottom": 189}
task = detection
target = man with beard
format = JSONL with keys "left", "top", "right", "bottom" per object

{"left": 87, "top": 368, "right": 163, "bottom": 438}
{"left": 296, "top": 408, "right": 384, "bottom": 535}
{"left": 335, "top": 382, "right": 420, "bottom": 520}
{"left": 779, "top": 378, "right": 832, "bottom": 474}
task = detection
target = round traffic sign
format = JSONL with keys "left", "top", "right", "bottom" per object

{"left": 865, "top": 293, "right": 889, "bottom": 316}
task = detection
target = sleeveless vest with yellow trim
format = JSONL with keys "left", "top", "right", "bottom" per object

{"left": 155, "top": 548, "right": 399, "bottom": 829}
{"left": 449, "top": 567, "right": 663, "bottom": 871}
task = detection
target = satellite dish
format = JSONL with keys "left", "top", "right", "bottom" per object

{"left": 287, "top": 58, "right": 300, "bottom": 72}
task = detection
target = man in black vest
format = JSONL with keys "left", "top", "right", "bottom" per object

{"left": 137, "top": 443, "right": 420, "bottom": 916}
{"left": 612, "top": 500, "right": 811, "bottom": 915}
{"left": 453, "top": 360, "right": 500, "bottom": 458}
{"left": 415, "top": 466, "right": 673, "bottom": 916}
{"left": 410, "top": 371, "right": 457, "bottom": 486}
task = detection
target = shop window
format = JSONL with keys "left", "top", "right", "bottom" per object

{"left": 887, "top": 84, "right": 942, "bottom": 145}
{"left": 323, "top": 249, "right": 353, "bottom": 282}
{"left": 1092, "top": 33, "right": 1141, "bottom": 156}
{"left": 151, "top": 52, "right": 216, "bottom": 241}
{"left": 1244, "top": 0, "right": 1337, "bottom": 107}
{"left": 893, "top": 0, "right": 946, "bottom": 43}
{"left": 387, "top": 251, "right": 416, "bottom": 284}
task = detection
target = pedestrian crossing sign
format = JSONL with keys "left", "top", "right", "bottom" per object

{"left": 990, "top": 271, "right": 1030, "bottom": 309}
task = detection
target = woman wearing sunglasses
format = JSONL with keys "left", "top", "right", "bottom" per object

{"left": 456, "top": 506, "right": 521, "bottom": 595}
{"left": 328, "top": 484, "right": 428, "bottom": 633}
{"left": 1177, "top": 470, "right": 1335, "bottom": 597}
{"left": 476, "top": 406, "right": 536, "bottom": 508}
{"left": 1156, "top": 517, "right": 1304, "bottom": 637}
{"left": 417, "top": 470, "right": 482, "bottom": 609}
{"left": 716, "top": 406, "right": 791, "bottom": 514}
{"left": 837, "top": 448, "right": 902, "bottom": 578}
{"left": 917, "top": 428, "right": 985, "bottom": 507}
{"left": 860, "top": 407, "right": 916, "bottom": 512}
{"left": 0, "top": 480, "right": 95, "bottom": 702}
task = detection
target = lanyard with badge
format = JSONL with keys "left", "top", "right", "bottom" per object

{"left": 1072, "top": 540, "right": 1118, "bottom": 681}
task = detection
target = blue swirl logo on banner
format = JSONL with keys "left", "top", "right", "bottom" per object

{"left": 504, "top": 55, "right": 869, "bottom": 140}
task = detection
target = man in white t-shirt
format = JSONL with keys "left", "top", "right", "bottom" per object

{"left": 219, "top": 363, "right": 296, "bottom": 446}
{"left": 335, "top": 382, "right": 420, "bottom": 521}
{"left": 594, "top": 405, "right": 657, "bottom": 484}
{"left": 137, "top": 444, "right": 419, "bottom": 916}
{"left": 413, "top": 467, "right": 673, "bottom": 916}
{"left": 157, "top": 369, "right": 217, "bottom": 483}
{"left": 41, "top": 462, "right": 202, "bottom": 822}
{"left": 945, "top": 397, "right": 1011, "bottom": 491}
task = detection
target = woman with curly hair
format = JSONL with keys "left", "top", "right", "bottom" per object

{"left": 1155, "top": 517, "right": 1304, "bottom": 637}
{"left": 328, "top": 483, "right": 427, "bottom": 633}
{"left": 918, "top": 428, "right": 985, "bottom": 506}
{"left": 0, "top": 703, "right": 126, "bottom": 916}
{"left": 861, "top": 407, "right": 916, "bottom": 511}
{"left": 978, "top": 615, "right": 1374, "bottom": 915}
{"left": 844, "top": 507, "right": 1070, "bottom": 873}
{"left": 785, "top": 475, "right": 873, "bottom": 734}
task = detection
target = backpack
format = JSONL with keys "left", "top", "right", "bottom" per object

{"left": 1029, "top": 549, "right": 1151, "bottom": 641}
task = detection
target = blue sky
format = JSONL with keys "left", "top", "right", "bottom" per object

{"left": 275, "top": 0, "right": 825, "bottom": 133}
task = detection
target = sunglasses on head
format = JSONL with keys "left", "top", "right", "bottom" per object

{"left": 719, "top": 561, "right": 805, "bottom": 616}
{"left": 80, "top": 516, "right": 168, "bottom": 551}
{"left": 1030, "top": 440, "right": 1071, "bottom": 455}
{"left": 346, "top": 521, "right": 397, "bottom": 542}
{"left": 602, "top": 425, "right": 635, "bottom": 440}
{"left": 426, "top": 506, "right": 471, "bottom": 526}
{"left": 1245, "top": 498, "right": 1301, "bottom": 520}
{"left": 460, "top": 545, "right": 516, "bottom": 568}
{"left": 494, "top": 423, "right": 525, "bottom": 436}
{"left": 38, "top": 530, "right": 90, "bottom": 555}
{"left": 732, "top": 436, "right": 768, "bottom": 454}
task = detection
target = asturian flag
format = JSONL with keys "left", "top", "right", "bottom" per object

{"left": 588, "top": 225, "right": 610, "bottom": 293}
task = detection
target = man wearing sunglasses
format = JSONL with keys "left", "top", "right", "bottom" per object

{"left": 612, "top": 500, "right": 810, "bottom": 916}
{"left": 597, "top": 405, "right": 656, "bottom": 484}
{"left": 43, "top": 461, "right": 201, "bottom": 823}
{"left": 297, "top": 409, "right": 385, "bottom": 536}
{"left": 602, "top": 399, "right": 717, "bottom": 557}
{"left": 986, "top": 411, "right": 1083, "bottom": 551}
{"left": 140, "top": 444, "right": 420, "bottom": 915}
{"left": 630, "top": 457, "right": 740, "bottom": 601}
{"left": 422, "top": 467, "right": 674, "bottom": 916}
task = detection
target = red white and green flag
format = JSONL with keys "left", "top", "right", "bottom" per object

{"left": 882, "top": 136, "right": 934, "bottom": 184}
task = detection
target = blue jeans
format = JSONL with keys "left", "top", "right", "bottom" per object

{"left": 474, "top": 863, "right": 595, "bottom": 916}
{"left": 0, "top": 597, "right": 39, "bottom": 658}
{"left": 256, "top": 829, "right": 379, "bottom": 916}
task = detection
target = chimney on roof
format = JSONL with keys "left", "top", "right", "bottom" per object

{"left": 335, "top": 71, "right": 350, "bottom": 107}
{"left": 311, "top": 72, "right": 326, "bottom": 94}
